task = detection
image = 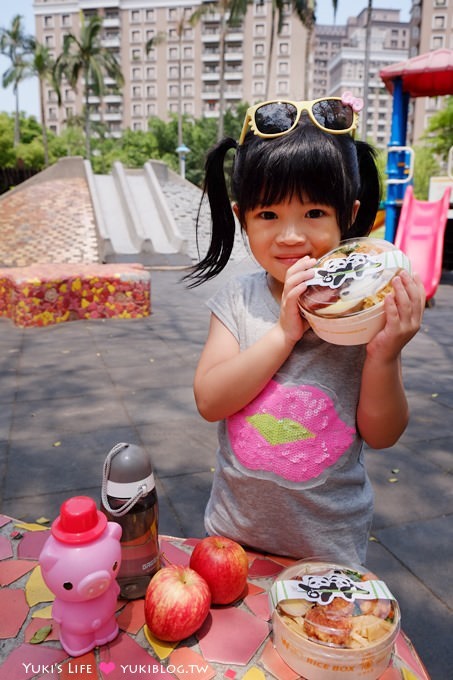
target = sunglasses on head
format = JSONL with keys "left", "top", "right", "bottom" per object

{"left": 238, "top": 97, "right": 359, "bottom": 145}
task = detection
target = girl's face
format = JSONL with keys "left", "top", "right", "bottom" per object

{"left": 238, "top": 196, "right": 354, "bottom": 295}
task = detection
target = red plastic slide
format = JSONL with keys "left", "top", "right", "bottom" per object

{"left": 395, "top": 184, "right": 451, "bottom": 301}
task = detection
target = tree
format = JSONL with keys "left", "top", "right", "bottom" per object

{"left": 23, "top": 43, "right": 56, "bottom": 167}
{"left": 194, "top": 0, "right": 250, "bottom": 141}
{"left": 54, "top": 13, "right": 124, "bottom": 160}
{"left": 423, "top": 96, "right": 453, "bottom": 161}
{"left": 264, "top": 0, "right": 316, "bottom": 101}
{"left": 0, "top": 15, "right": 35, "bottom": 147}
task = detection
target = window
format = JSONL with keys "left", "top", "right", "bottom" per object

{"left": 255, "top": 23, "right": 265, "bottom": 37}
{"left": 131, "top": 30, "right": 141, "bottom": 42}
{"left": 133, "top": 104, "right": 142, "bottom": 116}
{"left": 131, "top": 10, "right": 140, "bottom": 22}
{"left": 433, "top": 15, "right": 446, "bottom": 29}
{"left": 168, "top": 8, "right": 178, "bottom": 21}
{"left": 253, "top": 81, "right": 264, "bottom": 94}
{"left": 278, "top": 61, "right": 289, "bottom": 74}
{"left": 183, "top": 46, "right": 193, "bottom": 59}
{"left": 146, "top": 85, "right": 156, "bottom": 98}
{"left": 169, "top": 47, "right": 178, "bottom": 60}
{"left": 183, "top": 83, "right": 193, "bottom": 96}
{"left": 44, "top": 16, "right": 53, "bottom": 28}
{"left": 45, "top": 35, "right": 54, "bottom": 47}
{"left": 254, "top": 62, "right": 265, "bottom": 75}
{"left": 147, "top": 103, "right": 156, "bottom": 115}
{"left": 278, "top": 42, "right": 289, "bottom": 55}
{"left": 169, "top": 65, "right": 179, "bottom": 79}
{"left": 132, "top": 67, "right": 141, "bottom": 80}
{"left": 132, "top": 85, "right": 142, "bottom": 98}
{"left": 432, "top": 35, "right": 444, "bottom": 48}
{"left": 146, "top": 66, "right": 156, "bottom": 79}
{"left": 61, "top": 15, "right": 71, "bottom": 27}
{"left": 169, "top": 84, "right": 178, "bottom": 97}
{"left": 280, "top": 22, "right": 290, "bottom": 35}
{"left": 131, "top": 49, "right": 142, "bottom": 61}
{"left": 183, "top": 65, "right": 193, "bottom": 78}
{"left": 254, "top": 43, "right": 265, "bottom": 56}
{"left": 146, "top": 9, "right": 155, "bottom": 22}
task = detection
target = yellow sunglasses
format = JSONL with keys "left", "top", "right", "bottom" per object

{"left": 239, "top": 97, "right": 359, "bottom": 145}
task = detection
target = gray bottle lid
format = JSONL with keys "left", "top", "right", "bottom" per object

{"left": 108, "top": 443, "right": 152, "bottom": 483}
{"left": 102, "top": 443, "right": 155, "bottom": 515}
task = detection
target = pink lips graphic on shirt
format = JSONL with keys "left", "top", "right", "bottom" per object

{"left": 227, "top": 379, "right": 355, "bottom": 483}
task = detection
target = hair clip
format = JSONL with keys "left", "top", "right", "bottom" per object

{"left": 341, "top": 91, "right": 364, "bottom": 113}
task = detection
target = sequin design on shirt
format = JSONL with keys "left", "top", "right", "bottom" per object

{"left": 227, "top": 379, "right": 355, "bottom": 483}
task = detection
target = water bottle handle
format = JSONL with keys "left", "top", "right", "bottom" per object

{"left": 101, "top": 443, "right": 147, "bottom": 517}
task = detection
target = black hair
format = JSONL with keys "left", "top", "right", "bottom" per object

{"left": 185, "top": 122, "right": 381, "bottom": 287}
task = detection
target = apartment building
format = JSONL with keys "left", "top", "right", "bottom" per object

{"left": 33, "top": 1, "right": 450, "bottom": 150}
{"left": 33, "top": 0, "right": 308, "bottom": 137}
{"left": 409, "top": 0, "right": 453, "bottom": 145}
{"left": 312, "top": 9, "right": 410, "bottom": 148}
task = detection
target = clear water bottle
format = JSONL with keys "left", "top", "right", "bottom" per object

{"left": 100, "top": 442, "right": 160, "bottom": 599}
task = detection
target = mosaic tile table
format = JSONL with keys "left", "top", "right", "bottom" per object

{"left": 0, "top": 516, "right": 430, "bottom": 680}
{"left": 0, "top": 264, "right": 151, "bottom": 328}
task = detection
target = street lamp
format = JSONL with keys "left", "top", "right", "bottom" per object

{"left": 176, "top": 143, "right": 190, "bottom": 180}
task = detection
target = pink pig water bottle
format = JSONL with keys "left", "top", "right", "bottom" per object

{"left": 101, "top": 442, "right": 160, "bottom": 599}
{"left": 39, "top": 495, "right": 122, "bottom": 657}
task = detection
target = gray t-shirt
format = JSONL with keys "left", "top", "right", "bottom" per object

{"left": 204, "top": 270, "right": 374, "bottom": 565}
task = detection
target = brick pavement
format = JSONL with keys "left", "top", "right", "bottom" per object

{"left": 0, "top": 178, "right": 100, "bottom": 267}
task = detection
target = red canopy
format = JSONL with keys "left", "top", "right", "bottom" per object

{"left": 380, "top": 48, "right": 453, "bottom": 97}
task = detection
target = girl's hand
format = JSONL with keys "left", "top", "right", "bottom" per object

{"left": 366, "top": 270, "right": 426, "bottom": 361}
{"left": 278, "top": 256, "right": 317, "bottom": 344}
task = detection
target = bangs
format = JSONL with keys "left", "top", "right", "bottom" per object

{"left": 233, "top": 124, "right": 359, "bottom": 231}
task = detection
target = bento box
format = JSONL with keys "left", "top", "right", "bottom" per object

{"left": 298, "top": 238, "right": 411, "bottom": 345}
{"left": 269, "top": 559, "right": 400, "bottom": 680}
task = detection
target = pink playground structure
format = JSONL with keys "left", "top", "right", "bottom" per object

{"left": 395, "top": 185, "right": 452, "bottom": 302}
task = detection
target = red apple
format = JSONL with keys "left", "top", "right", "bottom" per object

{"left": 144, "top": 565, "right": 211, "bottom": 642}
{"left": 189, "top": 535, "right": 249, "bottom": 605}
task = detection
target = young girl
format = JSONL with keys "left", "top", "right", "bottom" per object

{"left": 186, "top": 95, "right": 425, "bottom": 565}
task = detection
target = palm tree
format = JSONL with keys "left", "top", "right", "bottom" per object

{"left": 25, "top": 42, "right": 56, "bottom": 166}
{"left": 54, "top": 13, "right": 124, "bottom": 159}
{"left": 0, "top": 15, "right": 35, "bottom": 146}
{"left": 193, "top": 0, "right": 250, "bottom": 141}
{"left": 263, "top": 0, "right": 316, "bottom": 101}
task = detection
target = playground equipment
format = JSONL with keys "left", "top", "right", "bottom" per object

{"left": 378, "top": 49, "right": 453, "bottom": 300}
{"left": 394, "top": 185, "right": 451, "bottom": 302}
{"left": 380, "top": 48, "right": 453, "bottom": 242}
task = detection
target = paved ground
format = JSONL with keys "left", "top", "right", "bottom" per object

{"left": 0, "top": 259, "right": 451, "bottom": 678}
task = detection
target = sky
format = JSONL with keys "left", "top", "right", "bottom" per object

{"left": 0, "top": 0, "right": 412, "bottom": 120}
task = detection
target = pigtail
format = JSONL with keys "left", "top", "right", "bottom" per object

{"left": 184, "top": 137, "right": 238, "bottom": 287}
{"left": 348, "top": 140, "right": 382, "bottom": 238}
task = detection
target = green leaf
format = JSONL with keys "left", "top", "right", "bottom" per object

{"left": 246, "top": 414, "right": 315, "bottom": 445}
{"left": 29, "top": 624, "right": 52, "bottom": 644}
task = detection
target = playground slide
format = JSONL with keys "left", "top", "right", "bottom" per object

{"left": 394, "top": 185, "right": 451, "bottom": 301}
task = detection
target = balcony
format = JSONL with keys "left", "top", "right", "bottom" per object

{"left": 102, "top": 36, "right": 121, "bottom": 49}
{"left": 103, "top": 17, "right": 120, "bottom": 28}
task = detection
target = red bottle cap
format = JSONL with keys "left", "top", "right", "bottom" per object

{"left": 51, "top": 496, "right": 107, "bottom": 544}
